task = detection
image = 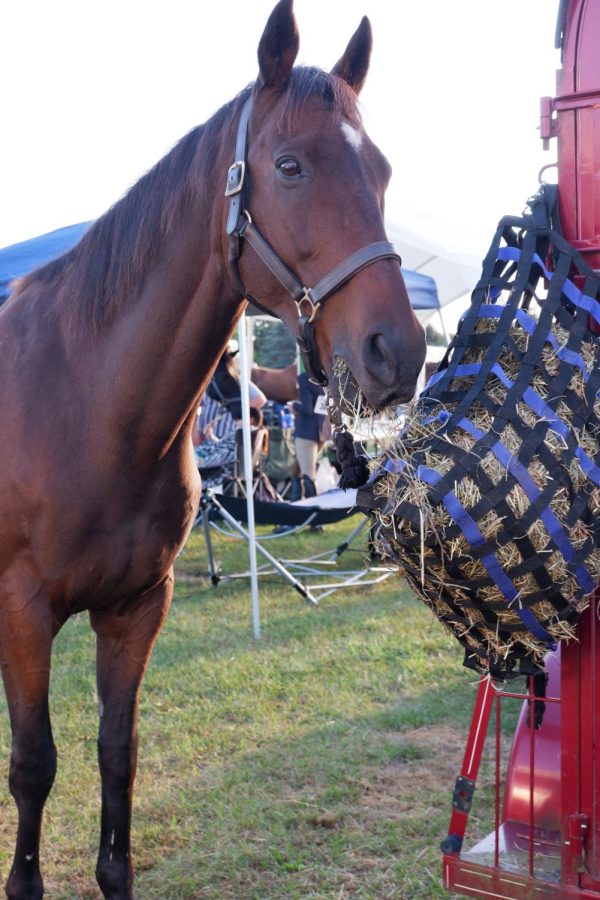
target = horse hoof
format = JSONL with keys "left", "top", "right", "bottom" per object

{"left": 96, "top": 864, "right": 134, "bottom": 900}
{"left": 5, "top": 873, "right": 44, "bottom": 900}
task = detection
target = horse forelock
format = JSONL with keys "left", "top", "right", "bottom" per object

{"left": 277, "top": 66, "right": 362, "bottom": 131}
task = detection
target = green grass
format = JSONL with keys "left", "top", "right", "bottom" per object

{"left": 0, "top": 516, "right": 521, "bottom": 898}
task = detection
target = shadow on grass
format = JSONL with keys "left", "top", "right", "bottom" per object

{"left": 130, "top": 674, "right": 482, "bottom": 899}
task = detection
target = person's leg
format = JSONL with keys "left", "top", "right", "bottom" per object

{"left": 295, "top": 438, "right": 318, "bottom": 481}
{"left": 295, "top": 438, "right": 318, "bottom": 498}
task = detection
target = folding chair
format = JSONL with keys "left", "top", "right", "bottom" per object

{"left": 223, "top": 427, "right": 279, "bottom": 501}
{"left": 196, "top": 489, "right": 394, "bottom": 603}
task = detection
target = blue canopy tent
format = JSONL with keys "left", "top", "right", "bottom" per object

{"left": 0, "top": 223, "right": 92, "bottom": 302}
{"left": 0, "top": 223, "right": 441, "bottom": 316}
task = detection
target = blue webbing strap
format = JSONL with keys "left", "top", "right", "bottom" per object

{"left": 458, "top": 416, "right": 595, "bottom": 595}
{"left": 473, "top": 303, "right": 590, "bottom": 379}
{"left": 498, "top": 245, "right": 600, "bottom": 327}
{"left": 413, "top": 462, "right": 556, "bottom": 646}
{"left": 426, "top": 352, "right": 600, "bottom": 491}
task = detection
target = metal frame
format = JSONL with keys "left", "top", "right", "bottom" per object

{"left": 198, "top": 493, "right": 394, "bottom": 604}
{"left": 441, "top": 3, "right": 600, "bottom": 895}
{"left": 442, "top": 605, "right": 600, "bottom": 898}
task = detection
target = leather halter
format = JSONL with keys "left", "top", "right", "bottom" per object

{"left": 225, "top": 96, "right": 402, "bottom": 385}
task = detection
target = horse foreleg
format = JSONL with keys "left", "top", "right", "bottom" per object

{"left": 89, "top": 574, "right": 172, "bottom": 900}
{"left": 0, "top": 592, "right": 56, "bottom": 900}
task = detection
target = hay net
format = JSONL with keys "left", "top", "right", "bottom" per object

{"left": 360, "top": 187, "right": 600, "bottom": 681}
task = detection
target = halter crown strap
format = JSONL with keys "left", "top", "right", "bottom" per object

{"left": 226, "top": 97, "right": 253, "bottom": 247}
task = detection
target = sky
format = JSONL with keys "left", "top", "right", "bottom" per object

{"left": 1, "top": 0, "right": 561, "bottom": 263}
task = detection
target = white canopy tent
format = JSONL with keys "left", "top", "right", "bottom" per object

{"left": 386, "top": 222, "right": 482, "bottom": 341}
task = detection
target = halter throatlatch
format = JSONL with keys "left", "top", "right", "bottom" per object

{"left": 224, "top": 96, "right": 401, "bottom": 489}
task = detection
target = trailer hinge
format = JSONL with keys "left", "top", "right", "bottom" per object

{"left": 451, "top": 775, "right": 476, "bottom": 813}
{"left": 540, "top": 96, "right": 556, "bottom": 150}
{"left": 565, "top": 813, "right": 589, "bottom": 874}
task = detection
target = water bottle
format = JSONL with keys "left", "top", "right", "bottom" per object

{"left": 280, "top": 404, "right": 294, "bottom": 430}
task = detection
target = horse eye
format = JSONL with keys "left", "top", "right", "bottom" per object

{"left": 277, "top": 158, "right": 302, "bottom": 178}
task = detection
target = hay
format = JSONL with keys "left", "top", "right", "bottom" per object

{"left": 365, "top": 207, "right": 600, "bottom": 680}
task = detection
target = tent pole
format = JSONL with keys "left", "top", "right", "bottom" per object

{"left": 237, "top": 312, "right": 261, "bottom": 639}
{"left": 438, "top": 308, "right": 450, "bottom": 345}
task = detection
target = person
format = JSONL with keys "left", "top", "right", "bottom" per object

{"left": 193, "top": 343, "right": 266, "bottom": 476}
{"left": 291, "top": 362, "right": 330, "bottom": 500}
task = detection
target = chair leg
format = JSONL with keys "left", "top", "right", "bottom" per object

{"left": 200, "top": 496, "right": 221, "bottom": 586}
{"left": 302, "top": 475, "right": 317, "bottom": 498}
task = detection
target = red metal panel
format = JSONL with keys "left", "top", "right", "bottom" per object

{"left": 443, "top": 2, "right": 600, "bottom": 896}
{"left": 577, "top": 607, "right": 600, "bottom": 890}
{"left": 502, "top": 652, "right": 561, "bottom": 830}
{"left": 554, "top": 0, "right": 600, "bottom": 269}
{"left": 561, "top": 631, "right": 584, "bottom": 887}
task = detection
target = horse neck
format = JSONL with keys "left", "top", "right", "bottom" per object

{"left": 72, "top": 131, "right": 243, "bottom": 458}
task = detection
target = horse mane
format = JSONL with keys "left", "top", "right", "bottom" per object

{"left": 16, "top": 67, "right": 361, "bottom": 332}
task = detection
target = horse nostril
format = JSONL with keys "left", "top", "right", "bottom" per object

{"left": 365, "top": 331, "right": 396, "bottom": 384}
{"left": 370, "top": 333, "right": 388, "bottom": 365}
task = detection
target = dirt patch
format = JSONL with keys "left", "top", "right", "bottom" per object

{"left": 358, "top": 724, "right": 466, "bottom": 820}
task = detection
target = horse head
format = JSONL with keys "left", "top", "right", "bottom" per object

{"left": 206, "top": 349, "right": 243, "bottom": 420}
{"left": 225, "top": 0, "right": 426, "bottom": 413}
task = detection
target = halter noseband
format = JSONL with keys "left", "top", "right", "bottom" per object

{"left": 225, "top": 96, "right": 402, "bottom": 386}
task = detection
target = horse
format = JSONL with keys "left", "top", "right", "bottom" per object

{"left": 0, "top": 1, "right": 426, "bottom": 896}
{"left": 206, "top": 348, "right": 247, "bottom": 422}
{"left": 251, "top": 361, "right": 298, "bottom": 402}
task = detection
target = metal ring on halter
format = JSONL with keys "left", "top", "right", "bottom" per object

{"left": 296, "top": 288, "right": 321, "bottom": 324}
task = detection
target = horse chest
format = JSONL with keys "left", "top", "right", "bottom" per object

{"left": 73, "top": 463, "right": 199, "bottom": 604}
{"left": 4, "top": 450, "right": 200, "bottom": 611}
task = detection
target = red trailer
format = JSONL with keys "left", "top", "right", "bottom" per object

{"left": 442, "top": 1, "right": 600, "bottom": 896}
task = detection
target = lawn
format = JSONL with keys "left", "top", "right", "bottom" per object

{"left": 0, "top": 513, "right": 518, "bottom": 898}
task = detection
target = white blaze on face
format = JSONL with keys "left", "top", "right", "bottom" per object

{"left": 341, "top": 122, "right": 363, "bottom": 151}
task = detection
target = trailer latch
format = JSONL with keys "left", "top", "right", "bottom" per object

{"left": 565, "top": 813, "right": 588, "bottom": 874}
{"left": 451, "top": 775, "right": 476, "bottom": 813}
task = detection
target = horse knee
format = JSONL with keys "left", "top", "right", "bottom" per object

{"left": 97, "top": 734, "right": 136, "bottom": 790}
{"left": 9, "top": 740, "right": 57, "bottom": 807}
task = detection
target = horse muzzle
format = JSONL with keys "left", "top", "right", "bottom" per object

{"left": 351, "top": 323, "right": 426, "bottom": 409}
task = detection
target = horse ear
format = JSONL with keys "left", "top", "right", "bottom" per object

{"left": 331, "top": 16, "right": 372, "bottom": 95}
{"left": 257, "top": 0, "right": 299, "bottom": 90}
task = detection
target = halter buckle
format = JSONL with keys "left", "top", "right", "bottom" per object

{"left": 225, "top": 160, "right": 246, "bottom": 197}
{"left": 296, "top": 288, "right": 321, "bottom": 324}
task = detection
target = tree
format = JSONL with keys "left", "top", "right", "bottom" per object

{"left": 425, "top": 323, "right": 446, "bottom": 346}
{"left": 253, "top": 320, "right": 297, "bottom": 367}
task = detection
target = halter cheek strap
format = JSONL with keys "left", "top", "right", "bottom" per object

{"left": 225, "top": 96, "right": 402, "bottom": 386}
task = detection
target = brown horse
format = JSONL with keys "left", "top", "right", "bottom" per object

{"left": 0, "top": 1, "right": 425, "bottom": 897}
{"left": 251, "top": 362, "right": 299, "bottom": 402}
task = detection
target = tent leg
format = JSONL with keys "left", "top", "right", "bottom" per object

{"left": 208, "top": 494, "right": 319, "bottom": 606}
{"left": 237, "top": 313, "right": 262, "bottom": 637}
